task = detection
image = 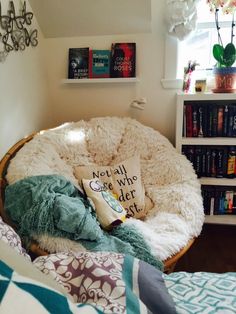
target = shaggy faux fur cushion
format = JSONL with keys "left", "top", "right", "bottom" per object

{"left": 6, "top": 117, "right": 204, "bottom": 261}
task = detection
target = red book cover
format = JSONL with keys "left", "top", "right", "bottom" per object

{"left": 186, "top": 104, "right": 193, "bottom": 137}
{"left": 110, "top": 43, "right": 136, "bottom": 78}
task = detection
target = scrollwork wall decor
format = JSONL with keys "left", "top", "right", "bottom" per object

{"left": 0, "top": 1, "right": 38, "bottom": 62}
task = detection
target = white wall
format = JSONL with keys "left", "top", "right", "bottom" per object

{"left": 44, "top": 0, "right": 178, "bottom": 144}
{"left": 0, "top": 0, "right": 179, "bottom": 161}
{"left": 0, "top": 0, "right": 52, "bottom": 159}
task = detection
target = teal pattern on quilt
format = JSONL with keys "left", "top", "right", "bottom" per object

{"left": 164, "top": 271, "right": 236, "bottom": 314}
{"left": 0, "top": 260, "right": 102, "bottom": 313}
{"left": 0, "top": 260, "right": 13, "bottom": 303}
{"left": 122, "top": 255, "right": 142, "bottom": 314}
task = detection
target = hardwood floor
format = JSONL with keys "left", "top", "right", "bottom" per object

{"left": 175, "top": 224, "right": 236, "bottom": 273}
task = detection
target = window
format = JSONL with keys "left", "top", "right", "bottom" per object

{"left": 162, "top": 0, "right": 234, "bottom": 88}
{"left": 177, "top": 0, "right": 234, "bottom": 78}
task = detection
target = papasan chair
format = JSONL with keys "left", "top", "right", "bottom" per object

{"left": 0, "top": 117, "right": 204, "bottom": 272}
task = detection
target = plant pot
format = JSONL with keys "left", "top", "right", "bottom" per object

{"left": 212, "top": 67, "right": 236, "bottom": 93}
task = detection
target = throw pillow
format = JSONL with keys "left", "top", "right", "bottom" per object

{"left": 82, "top": 179, "right": 126, "bottom": 229}
{"left": 74, "top": 156, "right": 148, "bottom": 219}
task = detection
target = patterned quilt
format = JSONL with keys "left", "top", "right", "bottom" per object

{"left": 2, "top": 215, "right": 236, "bottom": 313}
{"left": 33, "top": 251, "right": 176, "bottom": 314}
{"left": 164, "top": 271, "right": 236, "bottom": 314}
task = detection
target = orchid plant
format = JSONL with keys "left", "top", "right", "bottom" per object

{"left": 207, "top": 0, "right": 236, "bottom": 67}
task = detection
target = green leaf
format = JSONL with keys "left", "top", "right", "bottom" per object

{"left": 223, "top": 43, "right": 236, "bottom": 67}
{"left": 213, "top": 44, "right": 224, "bottom": 65}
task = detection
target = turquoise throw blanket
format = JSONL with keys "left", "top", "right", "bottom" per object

{"left": 5, "top": 175, "right": 163, "bottom": 270}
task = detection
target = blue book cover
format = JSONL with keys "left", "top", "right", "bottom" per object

{"left": 89, "top": 50, "right": 110, "bottom": 78}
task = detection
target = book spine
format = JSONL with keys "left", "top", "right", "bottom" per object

{"left": 186, "top": 104, "right": 193, "bottom": 137}
{"left": 210, "top": 188, "right": 215, "bottom": 215}
{"left": 232, "top": 105, "right": 236, "bottom": 137}
{"left": 201, "top": 147, "right": 206, "bottom": 177}
{"left": 233, "top": 191, "right": 236, "bottom": 212}
{"left": 183, "top": 104, "right": 186, "bottom": 137}
{"left": 211, "top": 149, "right": 217, "bottom": 177}
{"left": 194, "top": 147, "right": 202, "bottom": 177}
{"left": 202, "top": 105, "right": 208, "bottom": 137}
{"left": 216, "top": 148, "right": 225, "bottom": 178}
{"left": 228, "top": 104, "right": 235, "bottom": 136}
{"left": 206, "top": 104, "right": 213, "bottom": 137}
{"left": 205, "top": 147, "right": 212, "bottom": 177}
{"left": 212, "top": 105, "right": 218, "bottom": 136}
{"left": 218, "top": 190, "right": 225, "bottom": 214}
{"left": 192, "top": 104, "right": 198, "bottom": 137}
{"left": 223, "top": 105, "right": 229, "bottom": 136}
{"left": 226, "top": 191, "right": 234, "bottom": 213}
{"left": 214, "top": 189, "right": 220, "bottom": 214}
{"left": 198, "top": 106, "right": 204, "bottom": 137}
{"left": 217, "top": 106, "right": 224, "bottom": 136}
{"left": 227, "top": 146, "right": 236, "bottom": 178}
{"left": 183, "top": 146, "right": 195, "bottom": 164}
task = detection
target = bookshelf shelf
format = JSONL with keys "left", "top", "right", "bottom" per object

{"left": 205, "top": 215, "right": 236, "bottom": 225}
{"left": 61, "top": 78, "right": 139, "bottom": 84}
{"left": 200, "top": 177, "right": 236, "bottom": 186}
{"left": 181, "top": 137, "right": 236, "bottom": 146}
{"left": 176, "top": 92, "right": 236, "bottom": 225}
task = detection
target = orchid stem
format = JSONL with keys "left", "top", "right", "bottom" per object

{"left": 231, "top": 12, "right": 235, "bottom": 44}
{"left": 215, "top": 8, "right": 223, "bottom": 47}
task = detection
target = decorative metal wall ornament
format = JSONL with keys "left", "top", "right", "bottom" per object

{"left": 0, "top": 1, "right": 38, "bottom": 62}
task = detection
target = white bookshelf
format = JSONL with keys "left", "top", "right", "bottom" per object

{"left": 176, "top": 92, "right": 236, "bottom": 225}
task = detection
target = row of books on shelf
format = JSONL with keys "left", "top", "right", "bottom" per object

{"left": 182, "top": 145, "right": 236, "bottom": 178}
{"left": 202, "top": 185, "right": 236, "bottom": 215}
{"left": 183, "top": 102, "right": 236, "bottom": 138}
{"left": 68, "top": 43, "right": 136, "bottom": 79}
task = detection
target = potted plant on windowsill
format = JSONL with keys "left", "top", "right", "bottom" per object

{"left": 208, "top": 0, "right": 236, "bottom": 92}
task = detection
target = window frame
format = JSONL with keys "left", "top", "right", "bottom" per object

{"left": 162, "top": 5, "right": 233, "bottom": 89}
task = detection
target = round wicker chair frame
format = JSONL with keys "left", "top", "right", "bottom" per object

{"left": 0, "top": 133, "right": 195, "bottom": 273}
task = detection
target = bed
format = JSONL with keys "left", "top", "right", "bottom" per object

{"left": 1, "top": 216, "right": 236, "bottom": 314}
{"left": 0, "top": 117, "right": 204, "bottom": 272}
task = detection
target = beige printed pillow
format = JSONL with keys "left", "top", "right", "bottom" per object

{"left": 74, "top": 156, "right": 149, "bottom": 218}
{"left": 82, "top": 179, "right": 126, "bottom": 230}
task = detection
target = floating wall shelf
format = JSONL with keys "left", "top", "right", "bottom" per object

{"left": 61, "top": 78, "right": 139, "bottom": 84}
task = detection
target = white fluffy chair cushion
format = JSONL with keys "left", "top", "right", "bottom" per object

{"left": 6, "top": 117, "right": 204, "bottom": 261}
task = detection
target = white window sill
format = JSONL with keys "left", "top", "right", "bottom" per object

{"left": 161, "top": 78, "right": 183, "bottom": 89}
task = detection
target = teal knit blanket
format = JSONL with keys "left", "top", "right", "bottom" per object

{"left": 5, "top": 175, "right": 163, "bottom": 271}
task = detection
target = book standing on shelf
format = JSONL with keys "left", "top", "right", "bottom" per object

{"left": 201, "top": 185, "right": 236, "bottom": 215}
{"left": 182, "top": 145, "right": 236, "bottom": 179}
{"left": 183, "top": 102, "right": 236, "bottom": 137}
{"left": 110, "top": 43, "right": 136, "bottom": 78}
{"left": 89, "top": 50, "right": 110, "bottom": 78}
{"left": 223, "top": 105, "right": 229, "bottom": 136}
{"left": 68, "top": 48, "right": 89, "bottom": 79}
{"left": 177, "top": 94, "right": 236, "bottom": 222}
{"left": 192, "top": 104, "right": 198, "bottom": 137}
{"left": 185, "top": 103, "right": 193, "bottom": 137}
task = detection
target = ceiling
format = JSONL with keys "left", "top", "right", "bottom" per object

{"left": 28, "top": 0, "right": 152, "bottom": 38}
